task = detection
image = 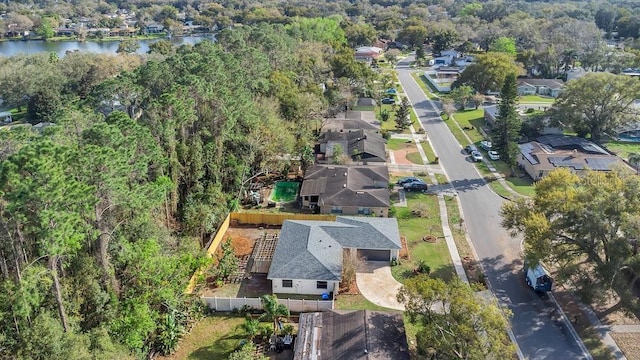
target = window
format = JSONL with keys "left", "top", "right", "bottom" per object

{"left": 358, "top": 207, "right": 370, "bottom": 215}
{"left": 282, "top": 280, "right": 293, "bottom": 288}
{"left": 331, "top": 206, "right": 342, "bottom": 214}
{"left": 316, "top": 281, "right": 328, "bottom": 289}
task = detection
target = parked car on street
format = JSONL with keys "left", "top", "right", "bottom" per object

{"left": 471, "top": 151, "right": 483, "bottom": 162}
{"left": 465, "top": 144, "right": 479, "bottom": 154}
{"left": 403, "top": 181, "right": 428, "bottom": 192}
{"left": 488, "top": 151, "right": 500, "bottom": 160}
{"left": 397, "top": 176, "right": 421, "bottom": 185}
{"left": 381, "top": 98, "right": 395, "bottom": 104}
{"left": 480, "top": 141, "right": 492, "bottom": 151}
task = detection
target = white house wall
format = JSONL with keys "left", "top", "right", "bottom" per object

{"left": 271, "top": 278, "right": 338, "bottom": 296}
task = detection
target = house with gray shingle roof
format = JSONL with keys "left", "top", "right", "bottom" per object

{"left": 316, "top": 129, "right": 387, "bottom": 163}
{"left": 268, "top": 217, "right": 401, "bottom": 295}
{"left": 517, "top": 79, "right": 564, "bottom": 97}
{"left": 300, "top": 164, "right": 390, "bottom": 217}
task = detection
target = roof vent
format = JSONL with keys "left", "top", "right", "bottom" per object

{"left": 328, "top": 166, "right": 335, "bottom": 170}
{"left": 344, "top": 172, "right": 347, "bottom": 176}
{"left": 343, "top": 184, "right": 347, "bottom": 188}
{"left": 356, "top": 191, "right": 364, "bottom": 195}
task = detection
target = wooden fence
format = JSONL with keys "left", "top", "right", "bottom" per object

{"left": 184, "top": 213, "right": 231, "bottom": 294}
{"left": 230, "top": 212, "right": 335, "bottom": 226}
{"left": 202, "top": 297, "right": 334, "bottom": 312}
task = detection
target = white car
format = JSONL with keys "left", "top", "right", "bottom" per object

{"left": 471, "top": 151, "right": 483, "bottom": 162}
{"left": 480, "top": 140, "right": 492, "bottom": 151}
{"left": 488, "top": 151, "right": 500, "bottom": 160}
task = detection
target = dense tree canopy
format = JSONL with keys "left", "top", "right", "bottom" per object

{"left": 550, "top": 72, "right": 640, "bottom": 140}
{"left": 398, "top": 276, "right": 514, "bottom": 359}
{"left": 453, "top": 52, "right": 524, "bottom": 94}
{"left": 502, "top": 168, "right": 640, "bottom": 315}
{"left": 0, "top": 20, "right": 355, "bottom": 357}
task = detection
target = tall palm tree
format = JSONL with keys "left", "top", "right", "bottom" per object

{"left": 239, "top": 317, "right": 260, "bottom": 341}
{"left": 629, "top": 153, "right": 640, "bottom": 174}
{"left": 259, "top": 294, "right": 290, "bottom": 332}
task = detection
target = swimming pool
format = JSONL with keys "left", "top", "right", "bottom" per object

{"left": 269, "top": 181, "right": 300, "bottom": 203}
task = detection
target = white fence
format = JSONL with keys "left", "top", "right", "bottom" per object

{"left": 423, "top": 70, "right": 451, "bottom": 93}
{"left": 202, "top": 297, "right": 334, "bottom": 312}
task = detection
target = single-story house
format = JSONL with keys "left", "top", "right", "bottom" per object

{"left": 354, "top": 46, "right": 383, "bottom": 65}
{"left": 300, "top": 164, "right": 390, "bottom": 216}
{"left": 294, "top": 310, "right": 410, "bottom": 360}
{"left": 268, "top": 217, "right": 402, "bottom": 296}
{"left": 439, "top": 49, "right": 461, "bottom": 58}
{"left": 316, "top": 129, "right": 387, "bottom": 163}
{"left": 322, "top": 118, "right": 379, "bottom": 132}
{"left": 517, "top": 134, "right": 626, "bottom": 180}
{"left": 484, "top": 105, "right": 499, "bottom": 125}
{"left": 615, "top": 121, "right": 640, "bottom": 142}
{"left": 145, "top": 23, "right": 165, "bottom": 34}
{"left": 516, "top": 79, "right": 564, "bottom": 98}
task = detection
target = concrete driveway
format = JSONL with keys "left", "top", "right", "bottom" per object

{"left": 356, "top": 261, "right": 405, "bottom": 310}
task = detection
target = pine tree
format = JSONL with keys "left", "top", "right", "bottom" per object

{"left": 492, "top": 73, "right": 521, "bottom": 173}
{"left": 394, "top": 97, "right": 412, "bottom": 130}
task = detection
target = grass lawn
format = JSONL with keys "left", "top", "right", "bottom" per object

{"left": 434, "top": 173, "right": 449, "bottom": 185}
{"left": 477, "top": 160, "right": 535, "bottom": 198}
{"left": 377, "top": 104, "right": 411, "bottom": 134}
{"left": 420, "top": 141, "right": 436, "bottom": 163}
{"left": 602, "top": 139, "right": 640, "bottom": 161}
{"left": 451, "top": 109, "right": 485, "bottom": 144}
{"left": 518, "top": 95, "right": 556, "bottom": 104}
{"left": 335, "top": 294, "right": 395, "bottom": 311}
{"left": 160, "top": 315, "right": 245, "bottom": 360}
{"left": 412, "top": 72, "right": 440, "bottom": 100}
{"left": 405, "top": 152, "right": 423, "bottom": 165}
{"left": 442, "top": 114, "right": 469, "bottom": 146}
{"left": 392, "top": 193, "right": 455, "bottom": 283}
{"left": 387, "top": 138, "right": 410, "bottom": 151}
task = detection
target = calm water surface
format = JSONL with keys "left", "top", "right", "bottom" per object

{"left": 0, "top": 35, "right": 215, "bottom": 57}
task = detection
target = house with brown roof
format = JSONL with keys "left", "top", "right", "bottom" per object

{"left": 517, "top": 79, "right": 564, "bottom": 97}
{"left": 517, "top": 135, "right": 625, "bottom": 180}
{"left": 316, "top": 129, "right": 387, "bottom": 163}
{"left": 300, "top": 164, "right": 390, "bottom": 216}
{"left": 294, "top": 310, "right": 410, "bottom": 360}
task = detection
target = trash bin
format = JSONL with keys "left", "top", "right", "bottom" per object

{"left": 321, "top": 293, "right": 330, "bottom": 300}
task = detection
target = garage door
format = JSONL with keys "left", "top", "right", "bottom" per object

{"left": 357, "top": 249, "right": 390, "bottom": 262}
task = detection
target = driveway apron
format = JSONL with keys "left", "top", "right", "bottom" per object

{"left": 356, "top": 261, "right": 405, "bottom": 310}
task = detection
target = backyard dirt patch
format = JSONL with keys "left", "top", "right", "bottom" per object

{"left": 610, "top": 333, "right": 640, "bottom": 360}
{"left": 392, "top": 148, "right": 415, "bottom": 165}
{"left": 223, "top": 226, "right": 279, "bottom": 257}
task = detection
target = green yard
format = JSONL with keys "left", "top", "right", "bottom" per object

{"left": 160, "top": 315, "right": 245, "bottom": 360}
{"left": 392, "top": 193, "right": 455, "bottom": 283}
{"left": 412, "top": 72, "right": 440, "bottom": 100}
{"left": 451, "top": 109, "right": 485, "bottom": 144}
{"left": 518, "top": 95, "right": 556, "bottom": 104}
{"left": 420, "top": 141, "right": 437, "bottom": 163}
{"left": 602, "top": 139, "right": 640, "bottom": 161}
{"left": 335, "top": 294, "right": 394, "bottom": 311}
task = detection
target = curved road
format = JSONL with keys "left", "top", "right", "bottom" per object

{"left": 396, "top": 57, "right": 588, "bottom": 359}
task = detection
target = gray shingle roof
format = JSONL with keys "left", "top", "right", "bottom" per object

{"left": 517, "top": 78, "right": 564, "bottom": 89}
{"left": 319, "top": 129, "right": 387, "bottom": 162}
{"left": 300, "top": 165, "right": 390, "bottom": 208}
{"left": 267, "top": 217, "right": 400, "bottom": 281}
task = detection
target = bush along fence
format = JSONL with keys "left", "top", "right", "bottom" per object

{"left": 202, "top": 296, "right": 334, "bottom": 312}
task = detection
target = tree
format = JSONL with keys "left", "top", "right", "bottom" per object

{"left": 397, "top": 25, "right": 427, "bottom": 49}
{"left": 394, "top": 97, "right": 412, "bottom": 130}
{"left": 37, "top": 17, "right": 56, "bottom": 40}
{"left": 441, "top": 98, "right": 456, "bottom": 119}
{"left": 550, "top": 73, "right": 640, "bottom": 141}
{"left": 492, "top": 73, "right": 521, "bottom": 172}
{"left": 384, "top": 49, "right": 401, "bottom": 66}
{"left": 472, "top": 93, "right": 485, "bottom": 110}
{"left": 117, "top": 39, "right": 140, "bottom": 54}
{"left": 629, "top": 153, "right": 640, "bottom": 175}
{"left": 239, "top": 318, "right": 261, "bottom": 341}
{"left": 489, "top": 37, "right": 516, "bottom": 56}
{"left": 259, "top": 295, "right": 289, "bottom": 332}
{"left": 502, "top": 168, "right": 640, "bottom": 315}
{"left": 397, "top": 276, "right": 514, "bottom": 359}
{"left": 217, "top": 238, "right": 239, "bottom": 281}
{"left": 453, "top": 52, "right": 523, "bottom": 94}
{"left": 148, "top": 39, "right": 174, "bottom": 55}
{"left": 330, "top": 143, "right": 349, "bottom": 165}
{"left": 344, "top": 22, "right": 376, "bottom": 48}
{"left": 430, "top": 29, "right": 458, "bottom": 55}
{"left": 449, "top": 85, "right": 473, "bottom": 110}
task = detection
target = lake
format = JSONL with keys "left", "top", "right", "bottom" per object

{"left": 0, "top": 35, "right": 216, "bottom": 57}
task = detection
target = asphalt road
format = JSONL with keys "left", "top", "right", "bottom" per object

{"left": 396, "top": 57, "right": 588, "bottom": 359}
